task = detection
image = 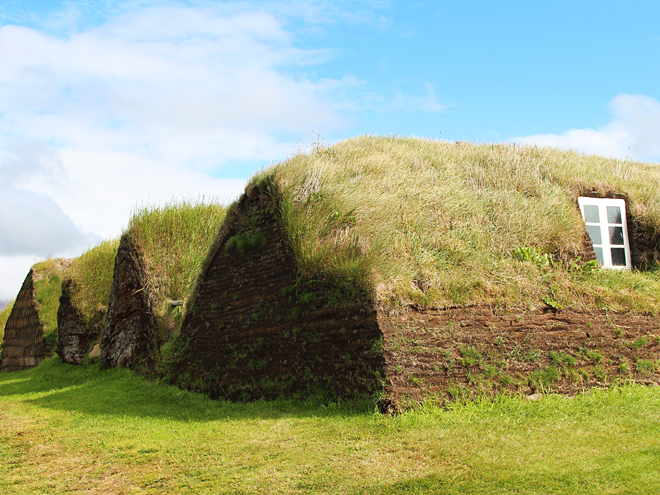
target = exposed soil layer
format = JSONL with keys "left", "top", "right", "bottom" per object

{"left": 56, "top": 280, "right": 103, "bottom": 364}
{"left": 1, "top": 270, "right": 46, "bottom": 371}
{"left": 379, "top": 307, "right": 660, "bottom": 409}
{"left": 174, "top": 188, "right": 384, "bottom": 401}
{"left": 101, "top": 234, "right": 157, "bottom": 369}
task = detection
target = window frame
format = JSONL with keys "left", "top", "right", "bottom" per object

{"left": 578, "top": 196, "right": 631, "bottom": 270}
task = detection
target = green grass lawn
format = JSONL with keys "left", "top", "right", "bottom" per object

{"left": 1, "top": 359, "right": 659, "bottom": 494}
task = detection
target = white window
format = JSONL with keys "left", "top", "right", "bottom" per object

{"left": 578, "top": 197, "right": 631, "bottom": 269}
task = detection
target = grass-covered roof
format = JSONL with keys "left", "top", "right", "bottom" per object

{"left": 66, "top": 239, "right": 119, "bottom": 325}
{"left": 1, "top": 200, "right": 227, "bottom": 363}
{"left": 250, "top": 136, "right": 660, "bottom": 313}
{"left": 123, "top": 201, "right": 227, "bottom": 335}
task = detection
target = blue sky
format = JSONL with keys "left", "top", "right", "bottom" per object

{"left": 0, "top": 0, "right": 659, "bottom": 299}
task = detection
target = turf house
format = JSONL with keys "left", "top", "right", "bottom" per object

{"left": 1, "top": 259, "right": 70, "bottom": 371}
{"left": 2, "top": 137, "right": 660, "bottom": 411}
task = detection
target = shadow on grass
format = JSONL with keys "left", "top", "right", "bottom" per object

{"left": 361, "top": 474, "right": 457, "bottom": 494}
{"left": 0, "top": 358, "right": 374, "bottom": 423}
{"left": 360, "top": 472, "right": 622, "bottom": 495}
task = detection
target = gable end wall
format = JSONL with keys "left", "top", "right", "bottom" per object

{"left": 56, "top": 279, "right": 102, "bottom": 364}
{"left": 1, "top": 270, "right": 46, "bottom": 371}
{"left": 174, "top": 190, "right": 384, "bottom": 401}
{"left": 101, "top": 234, "right": 157, "bottom": 369}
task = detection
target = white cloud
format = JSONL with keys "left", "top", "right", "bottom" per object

{"left": 513, "top": 94, "right": 660, "bottom": 162}
{"left": 0, "top": 3, "right": 353, "bottom": 300}
{"left": 0, "top": 140, "right": 66, "bottom": 190}
{"left": 0, "top": 186, "right": 95, "bottom": 257}
{"left": 350, "top": 81, "right": 451, "bottom": 114}
{"left": 0, "top": 141, "right": 96, "bottom": 259}
{"left": 0, "top": 8, "right": 345, "bottom": 160}
{"left": 389, "top": 82, "right": 448, "bottom": 112}
{"left": 0, "top": 255, "right": 39, "bottom": 301}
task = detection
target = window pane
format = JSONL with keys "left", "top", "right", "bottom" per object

{"left": 609, "top": 226, "right": 624, "bottom": 245}
{"left": 584, "top": 205, "right": 600, "bottom": 223}
{"left": 586, "top": 225, "right": 602, "bottom": 245}
{"left": 611, "top": 248, "right": 626, "bottom": 266}
{"left": 607, "top": 206, "right": 622, "bottom": 224}
{"left": 594, "top": 247, "right": 604, "bottom": 266}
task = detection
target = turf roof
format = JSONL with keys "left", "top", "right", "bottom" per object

{"left": 247, "top": 136, "right": 660, "bottom": 313}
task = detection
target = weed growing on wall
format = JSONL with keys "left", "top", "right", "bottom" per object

{"left": 225, "top": 231, "right": 266, "bottom": 253}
